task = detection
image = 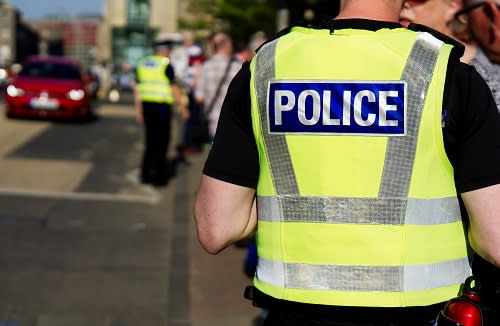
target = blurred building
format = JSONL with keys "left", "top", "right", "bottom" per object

{"left": 34, "top": 17, "right": 101, "bottom": 69}
{"left": 97, "top": 0, "right": 187, "bottom": 70}
{"left": 0, "top": 1, "right": 39, "bottom": 67}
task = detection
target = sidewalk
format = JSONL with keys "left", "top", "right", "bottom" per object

{"left": 179, "top": 151, "right": 262, "bottom": 326}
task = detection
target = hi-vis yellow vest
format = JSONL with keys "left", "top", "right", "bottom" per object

{"left": 136, "top": 55, "right": 174, "bottom": 104}
{"left": 250, "top": 26, "right": 471, "bottom": 308}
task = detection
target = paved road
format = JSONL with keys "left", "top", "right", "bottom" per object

{"left": 0, "top": 102, "right": 259, "bottom": 325}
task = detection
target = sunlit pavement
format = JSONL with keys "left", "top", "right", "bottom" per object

{"left": 0, "top": 101, "right": 261, "bottom": 326}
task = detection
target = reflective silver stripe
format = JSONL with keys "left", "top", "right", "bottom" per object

{"left": 140, "top": 90, "right": 170, "bottom": 97}
{"left": 379, "top": 33, "right": 443, "bottom": 198}
{"left": 257, "top": 257, "right": 471, "bottom": 292}
{"left": 255, "top": 40, "right": 300, "bottom": 196}
{"left": 142, "top": 80, "right": 171, "bottom": 86}
{"left": 257, "top": 195, "right": 461, "bottom": 225}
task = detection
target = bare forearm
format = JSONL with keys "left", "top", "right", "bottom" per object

{"left": 462, "top": 184, "right": 500, "bottom": 269}
{"left": 172, "top": 85, "right": 186, "bottom": 106}
{"left": 194, "top": 175, "right": 257, "bottom": 254}
{"left": 133, "top": 85, "right": 143, "bottom": 123}
{"left": 469, "top": 229, "right": 500, "bottom": 269}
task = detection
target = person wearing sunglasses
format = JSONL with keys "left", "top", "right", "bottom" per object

{"left": 402, "top": 0, "right": 500, "bottom": 110}
{"left": 454, "top": 0, "right": 500, "bottom": 111}
{"left": 400, "top": 0, "right": 462, "bottom": 33}
{"left": 400, "top": 0, "right": 479, "bottom": 61}
{"left": 194, "top": 0, "right": 500, "bottom": 325}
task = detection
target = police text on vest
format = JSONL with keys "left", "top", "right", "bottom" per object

{"left": 267, "top": 81, "right": 407, "bottom": 135}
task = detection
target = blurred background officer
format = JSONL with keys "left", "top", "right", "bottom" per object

{"left": 194, "top": 0, "right": 500, "bottom": 325}
{"left": 134, "top": 38, "right": 187, "bottom": 187}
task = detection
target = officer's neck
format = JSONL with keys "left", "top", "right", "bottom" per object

{"left": 335, "top": 4, "right": 401, "bottom": 23}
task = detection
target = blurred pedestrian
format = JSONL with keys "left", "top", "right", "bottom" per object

{"left": 172, "top": 31, "right": 206, "bottom": 153}
{"left": 399, "top": 0, "right": 462, "bottom": 32}
{"left": 401, "top": 0, "right": 500, "bottom": 110}
{"left": 195, "top": 32, "right": 241, "bottom": 141}
{"left": 134, "top": 39, "right": 188, "bottom": 187}
{"left": 194, "top": 0, "right": 500, "bottom": 325}
{"left": 454, "top": 0, "right": 500, "bottom": 110}
{"left": 248, "top": 31, "right": 268, "bottom": 58}
{"left": 399, "top": 0, "right": 476, "bottom": 56}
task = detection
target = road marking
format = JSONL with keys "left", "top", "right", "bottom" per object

{"left": 0, "top": 187, "right": 160, "bottom": 204}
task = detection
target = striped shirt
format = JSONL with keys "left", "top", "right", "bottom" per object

{"left": 470, "top": 48, "right": 500, "bottom": 113}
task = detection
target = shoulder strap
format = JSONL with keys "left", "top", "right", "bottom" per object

{"left": 205, "top": 56, "right": 237, "bottom": 115}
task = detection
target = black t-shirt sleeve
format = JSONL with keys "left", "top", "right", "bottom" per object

{"left": 202, "top": 62, "right": 259, "bottom": 188}
{"left": 444, "top": 62, "right": 500, "bottom": 193}
{"left": 203, "top": 58, "right": 500, "bottom": 192}
{"left": 166, "top": 63, "right": 176, "bottom": 84}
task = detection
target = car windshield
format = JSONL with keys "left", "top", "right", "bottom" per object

{"left": 19, "top": 61, "right": 81, "bottom": 80}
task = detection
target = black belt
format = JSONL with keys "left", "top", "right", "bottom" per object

{"left": 244, "top": 286, "right": 443, "bottom": 323}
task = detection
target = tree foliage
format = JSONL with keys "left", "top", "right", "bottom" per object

{"left": 183, "top": 0, "right": 277, "bottom": 46}
{"left": 182, "top": 0, "right": 340, "bottom": 46}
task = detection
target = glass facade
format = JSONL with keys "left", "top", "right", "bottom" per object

{"left": 111, "top": 27, "right": 155, "bottom": 69}
{"left": 111, "top": 0, "right": 156, "bottom": 70}
{"left": 127, "top": 0, "right": 150, "bottom": 26}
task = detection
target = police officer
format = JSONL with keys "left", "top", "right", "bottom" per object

{"left": 134, "top": 39, "right": 187, "bottom": 186}
{"left": 193, "top": 0, "right": 500, "bottom": 325}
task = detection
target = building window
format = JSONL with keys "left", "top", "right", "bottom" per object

{"left": 112, "top": 27, "right": 155, "bottom": 69}
{"left": 127, "top": 0, "right": 150, "bottom": 26}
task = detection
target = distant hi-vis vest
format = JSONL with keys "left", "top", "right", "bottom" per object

{"left": 249, "top": 26, "right": 471, "bottom": 308}
{"left": 136, "top": 55, "right": 174, "bottom": 104}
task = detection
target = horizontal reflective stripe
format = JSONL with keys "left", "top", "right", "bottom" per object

{"left": 138, "top": 86, "right": 171, "bottom": 93}
{"left": 138, "top": 90, "right": 173, "bottom": 100}
{"left": 141, "top": 80, "right": 170, "bottom": 86}
{"left": 256, "top": 257, "right": 471, "bottom": 292}
{"left": 257, "top": 195, "right": 460, "bottom": 225}
{"left": 139, "top": 92, "right": 172, "bottom": 98}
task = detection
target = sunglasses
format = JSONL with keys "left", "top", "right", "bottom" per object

{"left": 405, "top": 0, "right": 430, "bottom": 5}
{"left": 454, "top": 1, "right": 500, "bottom": 22}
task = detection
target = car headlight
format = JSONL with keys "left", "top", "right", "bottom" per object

{"left": 6, "top": 85, "right": 25, "bottom": 97}
{"left": 67, "top": 89, "right": 85, "bottom": 101}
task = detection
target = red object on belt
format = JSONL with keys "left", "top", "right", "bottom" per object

{"left": 442, "top": 276, "right": 482, "bottom": 326}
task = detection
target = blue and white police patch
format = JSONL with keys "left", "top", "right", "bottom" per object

{"left": 267, "top": 81, "right": 407, "bottom": 136}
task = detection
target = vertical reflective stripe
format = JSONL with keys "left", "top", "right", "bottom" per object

{"left": 254, "top": 41, "right": 300, "bottom": 196}
{"left": 257, "top": 257, "right": 471, "bottom": 292}
{"left": 379, "top": 33, "right": 443, "bottom": 199}
{"left": 257, "top": 196, "right": 461, "bottom": 225}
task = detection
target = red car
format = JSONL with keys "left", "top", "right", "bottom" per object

{"left": 4, "top": 55, "right": 93, "bottom": 120}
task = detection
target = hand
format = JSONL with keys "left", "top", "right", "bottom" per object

{"left": 181, "top": 106, "right": 190, "bottom": 121}
{"left": 135, "top": 109, "right": 144, "bottom": 124}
